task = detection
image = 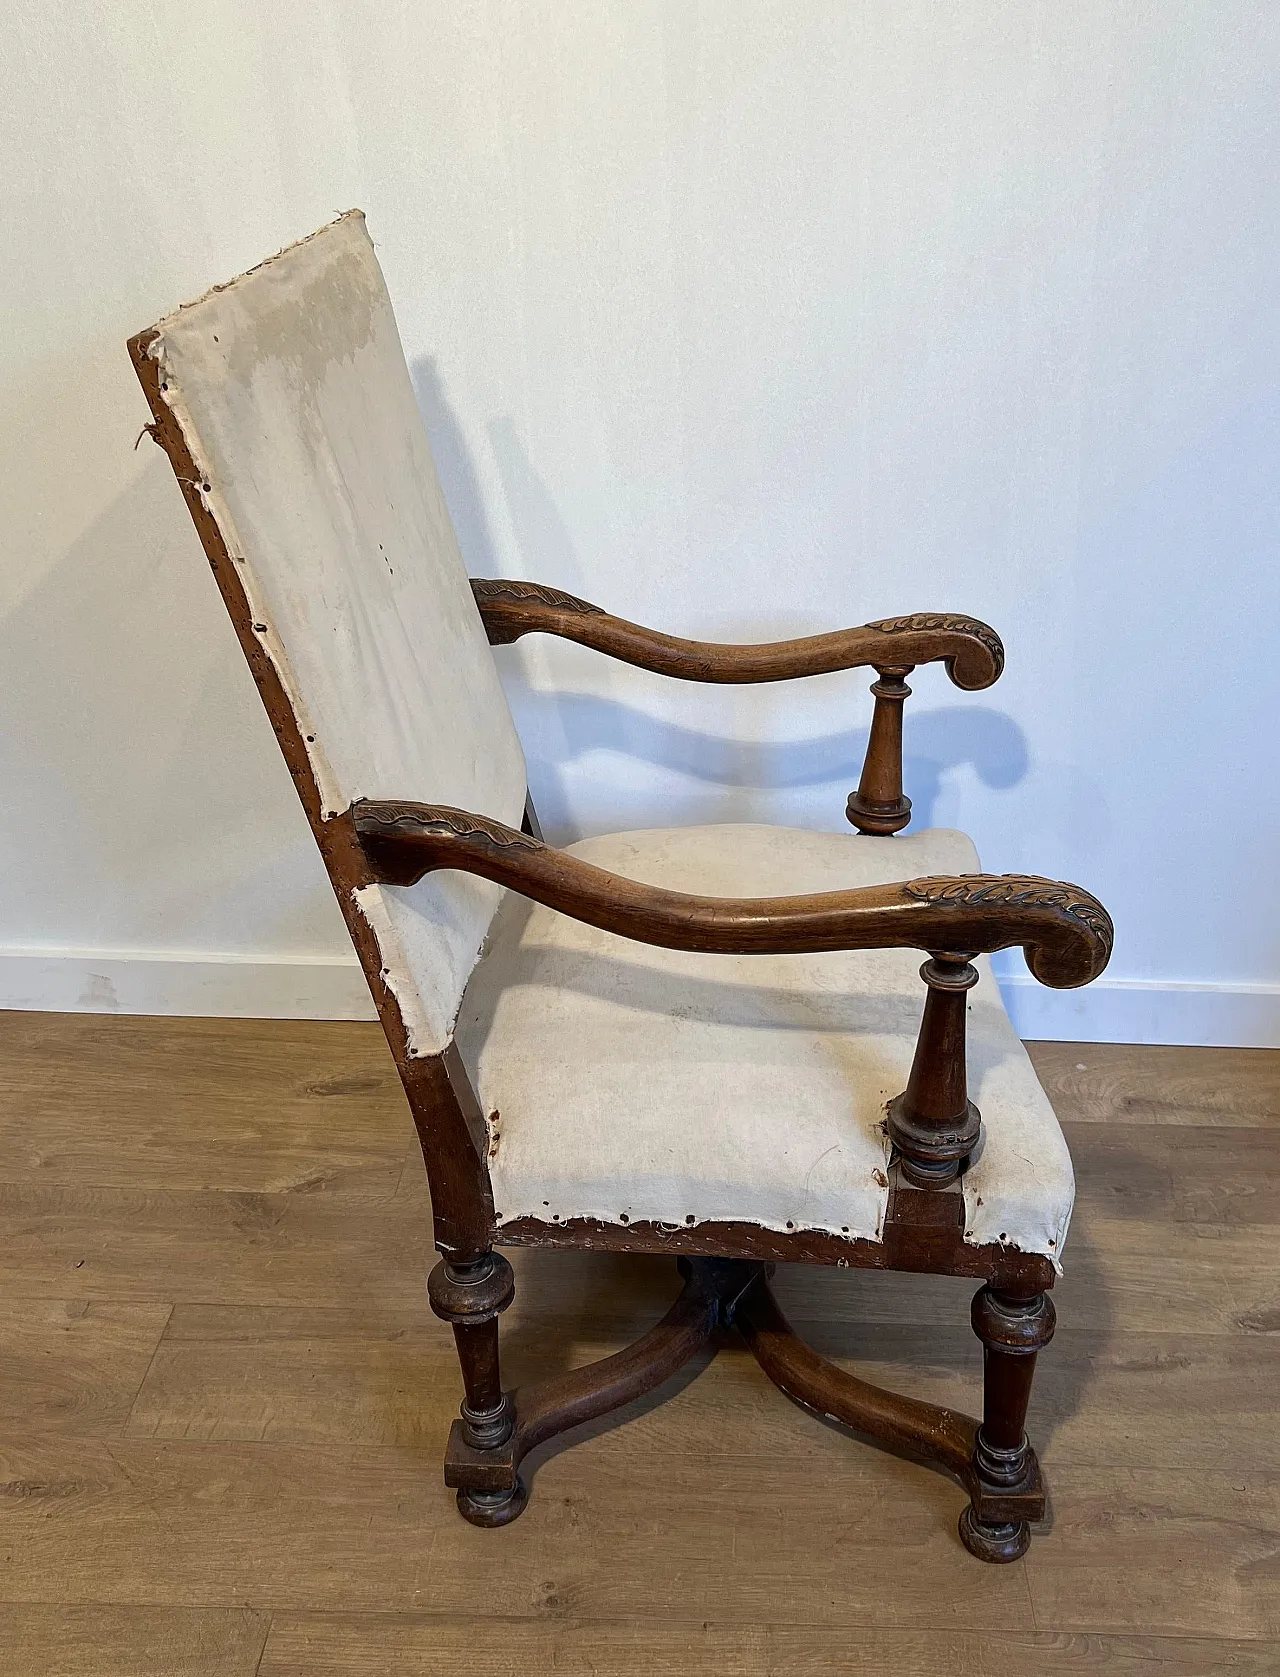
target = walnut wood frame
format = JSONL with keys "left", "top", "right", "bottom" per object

{"left": 131, "top": 333, "right": 1110, "bottom": 1564}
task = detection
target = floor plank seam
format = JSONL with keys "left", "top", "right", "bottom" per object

{"left": 119, "top": 1300, "right": 176, "bottom": 1437}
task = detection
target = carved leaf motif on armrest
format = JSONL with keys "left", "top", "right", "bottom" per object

{"left": 471, "top": 579, "right": 1002, "bottom": 691}
{"left": 351, "top": 804, "right": 1111, "bottom": 989}
{"left": 354, "top": 802, "right": 540, "bottom": 851}
{"left": 904, "top": 874, "right": 1115, "bottom": 976}
{"left": 471, "top": 579, "right": 606, "bottom": 616}
{"left": 868, "top": 614, "right": 1005, "bottom": 683}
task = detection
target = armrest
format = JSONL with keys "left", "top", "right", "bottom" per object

{"left": 471, "top": 580, "right": 1004, "bottom": 691}
{"left": 352, "top": 801, "right": 1112, "bottom": 989}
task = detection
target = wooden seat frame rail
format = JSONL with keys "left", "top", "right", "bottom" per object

{"left": 130, "top": 334, "right": 1113, "bottom": 1564}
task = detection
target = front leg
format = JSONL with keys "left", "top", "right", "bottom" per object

{"left": 428, "top": 1251, "right": 526, "bottom": 1526}
{"left": 961, "top": 1286, "right": 1056, "bottom": 1561}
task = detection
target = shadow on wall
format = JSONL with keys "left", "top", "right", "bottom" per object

{"left": 504, "top": 692, "right": 1029, "bottom": 843}
{"left": 0, "top": 451, "right": 338, "bottom": 952}
{"left": 412, "top": 355, "right": 1029, "bottom": 840}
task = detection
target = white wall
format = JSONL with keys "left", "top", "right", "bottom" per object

{"left": 2, "top": 1, "right": 1278, "bottom": 1045}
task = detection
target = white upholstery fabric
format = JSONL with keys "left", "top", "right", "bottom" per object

{"left": 148, "top": 214, "right": 527, "bottom": 1052}
{"left": 456, "top": 824, "right": 1075, "bottom": 1263}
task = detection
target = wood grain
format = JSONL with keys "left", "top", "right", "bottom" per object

{"left": 0, "top": 1298, "right": 170, "bottom": 1436}
{"left": 118, "top": 1301, "right": 1280, "bottom": 1473}
{"left": 0, "top": 1011, "right": 411, "bottom": 1197}
{"left": 2, "top": 1014, "right": 1277, "bottom": 1673}
{"left": 0, "top": 1434, "right": 1032, "bottom": 1626}
{"left": 1028, "top": 1041, "right": 1280, "bottom": 1127}
{"left": 765, "top": 1629, "right": 1280, "bottom": 1676}
{"left": 1065, "top": 1119, "right": 1280, "bottom": 1225}
{"left": 0, "top": 1606, "right": 269, "bottom": 1676}
{"left": 354, "top": 801, "right": 1113, "bottom": 987}
{"left": 261, "top": 1616, "right": 1280, "bottom": 1677}
{"left": 469, "top": 579, "right": 1005, "bottom": 689}
{"left": 0, "top": 1180, "right": 431, "bottom": 1305}
{"left": 1024, "top": 1466, "right": 1280, "bottom": 1638}
{"left": 260, "top": 1614, "right": 767, "bottom": 1675}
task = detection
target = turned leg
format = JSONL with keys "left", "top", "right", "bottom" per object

{"left": 428, "top": 1250, "right": 527, "bottom": 1526}
{"left": 846, "top": 665, "right": 914, "bottom": 835}
{"left": 886, "top": 953, "right": 982, "bottom": 1187}
{"left": 960, "top": 1286, "right": 1056, "bottom": 1562}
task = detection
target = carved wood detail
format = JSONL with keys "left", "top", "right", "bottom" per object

{"left": 868, "top": 613, "right": 1005, "bottom": 686}
{"left": 130, "top": 307, "right": 1079, "bottom": 1570}
{"left": 960, "top": 1286, "right": 1057, "bottom": 1561}
{"left": 443, "top": 1257, "right": 729, "bottom": 1520}
{"left": 443, "top": 1259, "right": 1048, "bottom": 1554}
{"left": 471, "top": 577, "right": 606, "bottom": 630}
{"left": 354, "top": 801, "right": 540, "bottom": 850}
{"left": 846, "top": 667, "right": 914, "bottom": 835}
{"left": 470, "top": 577, "right": 1004, "bottom": 689}
{"left": 353, "top": 801, "right": 1112, "bottom": 987}
{"left": 904, "top": 874, "right": 1115, "bottom": 985}
{"left": 887, "top": 954, "right": 983, "bottom": 1187}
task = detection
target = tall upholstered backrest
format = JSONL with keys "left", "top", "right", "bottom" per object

{"left": 138, "top": 212, "right": 527, "bottom": 1053}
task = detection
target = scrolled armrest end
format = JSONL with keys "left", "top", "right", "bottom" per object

{"left": 903, "top": 874, "right": 1113, "bottom": 988}
{"left": 867, "top": 614, "right": 1005, "bottom": 690}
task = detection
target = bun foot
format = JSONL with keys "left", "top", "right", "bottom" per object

{"left": 958, "top": 1506, "right": 1030, "bottom": 1563}
{"left": 457, "top": 1479, "right": 529, "bottom": 1528}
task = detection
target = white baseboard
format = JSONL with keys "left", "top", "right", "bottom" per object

{"left": 0, "top": 947, "right": 1276, "bottom": 1049}
{"left": 0, "top": 947, "right": 377, "bottom": 1021}
{"left": 999, "top": 974, "right": 1280, "bottom": 1049}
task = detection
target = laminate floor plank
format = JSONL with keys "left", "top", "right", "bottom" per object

{"left": 761, "top": 1630, "right": 1280, "bottom": 1670}
{"left": 258, "top": 1614, "right": 767, "bottom": 1675}
{"left": 1027, "top": 1042, "right": 1280, "bottom": 1128}
{"left": 0, "top": 1604, "right": 269, "bottom": 1677}
{"left": 0, "top": 1433, "right": 1034, "bottom": 1628}
{"left": 0, "top": 1015, "right": 1276, "bottom": 1675}
{"left": 0, "top": 1011, "right": 411, "bottom": 1199}
{"left": 1064, "top": 1118, "right": 1280, "bottom": 1225}
{"left": 122, "top": 1304, "right": 1280, "bottom": 1474}
{"left": 1024, "top": 1466, "right": 1280, "bottom": 1638}
{"left": 765, "top": 1627, "right": 1280, "bottom": 1676}
{"left": 0, "top": 1181, "right": 432, "bottom": 1306}
{"left": 259, "top": 1616, "right": 1277, "bottom": 1677}
{"left": 0, "top": 1297, "right": 171, "bottom": 1437}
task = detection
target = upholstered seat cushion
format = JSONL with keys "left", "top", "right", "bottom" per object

{"left": 455, "top": 824, "right": 1075, "bottom": 1264}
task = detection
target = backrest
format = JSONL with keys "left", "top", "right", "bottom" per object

{"left": 143, "top": 212, "right": 527, "bottom": 1053}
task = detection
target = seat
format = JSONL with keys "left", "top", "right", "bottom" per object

{"left": 130, "top": 210, "right": 1112, "bottom": 1567}
{"left": 459, "top": 823, "right": 1073, "bottom": 1262}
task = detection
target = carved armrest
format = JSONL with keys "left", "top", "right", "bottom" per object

{"left": 352, "top": 801, "right": 1112, "bottom": 990}
{"left": 470, "top": 580, "right": 1003, "bottom": 692}
{"left": 471, "top": 580, "right": 1003, "bottom": 838}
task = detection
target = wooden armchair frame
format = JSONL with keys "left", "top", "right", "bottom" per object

{"left": 131, "top": 328, "right": 1111, "bottom": 1566}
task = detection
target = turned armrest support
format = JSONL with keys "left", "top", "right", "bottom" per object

{"left": 351, "top": 801, "right": 1112, "bottom": 989}
{"left": 470, "top": 579, "right": 1004, "bottom": 691}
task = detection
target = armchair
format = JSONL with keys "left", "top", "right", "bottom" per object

{"left": 130, "top": 211, "right": 1111, "bottom": 1565}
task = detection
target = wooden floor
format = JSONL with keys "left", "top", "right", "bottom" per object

{"left": 1, "top": 1014, "right": 1278, "bottom": 1675}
